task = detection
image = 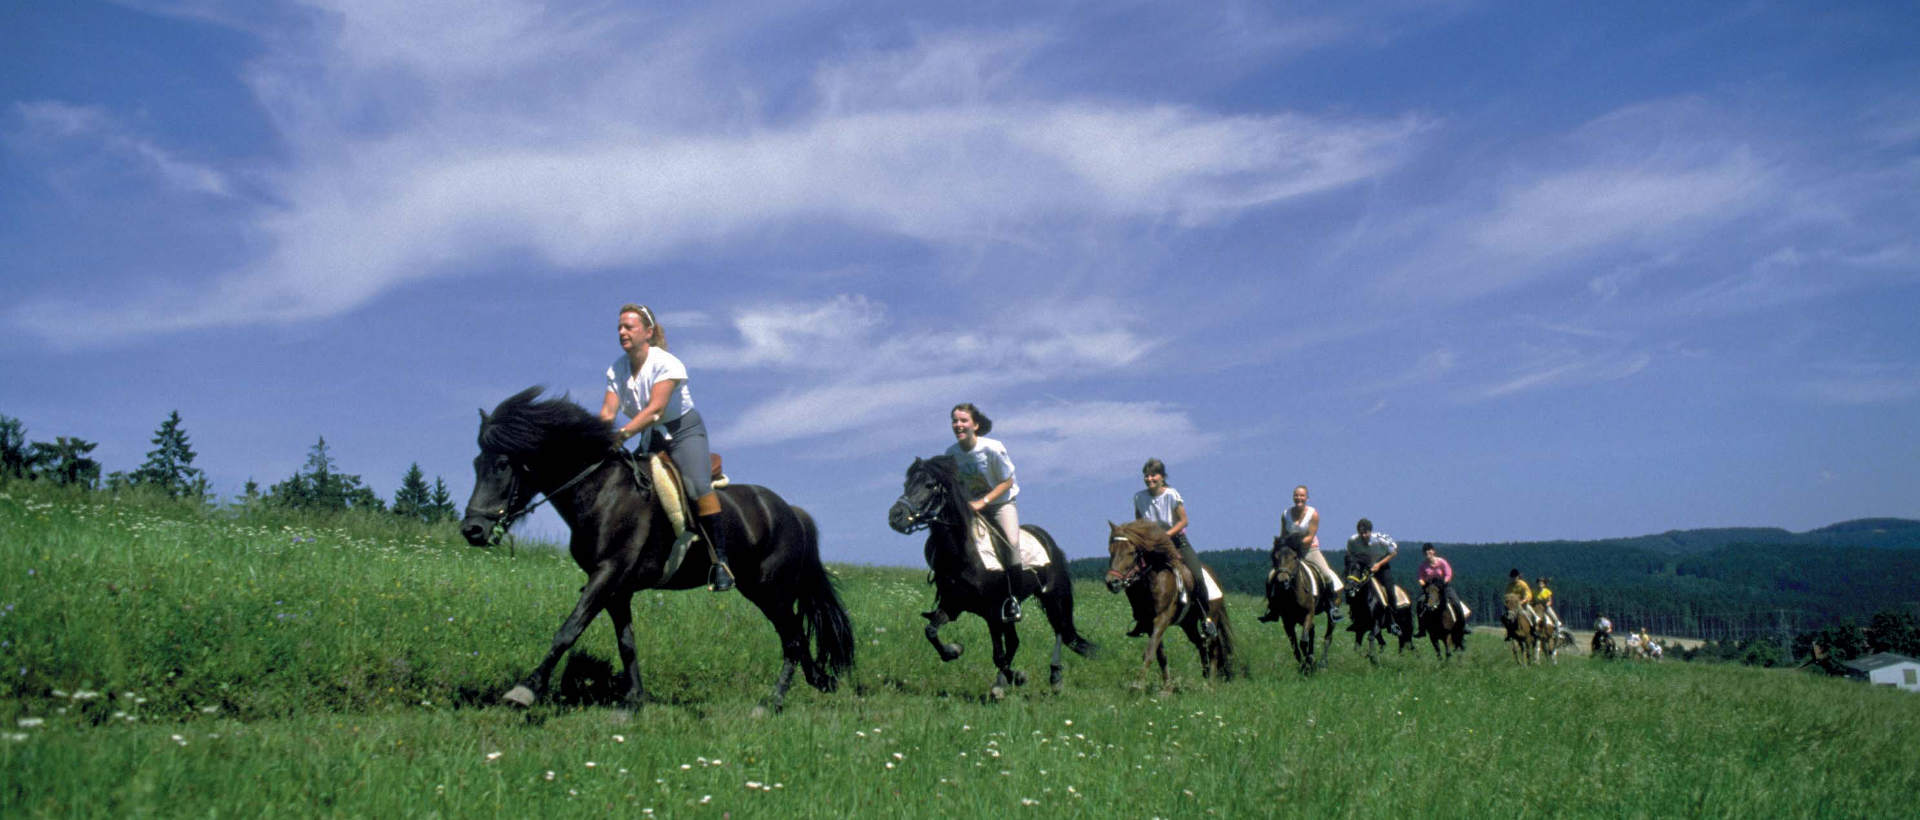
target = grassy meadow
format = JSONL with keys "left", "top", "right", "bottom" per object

{"left": 3, "top": 481, "right": 1918, "bottom": 818}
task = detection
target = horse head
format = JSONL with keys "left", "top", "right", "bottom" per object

{"left": 888, "top": 456, "right": 959, "bottom": 535}
{"left": 1271, "top": 533, "right": 1307, "bottom": 589}
{"left": 460, "top": 387, "right": 617, "bottom": 546}
{"left": 1104, "top": 520, "right": 1167, "bottom": 592}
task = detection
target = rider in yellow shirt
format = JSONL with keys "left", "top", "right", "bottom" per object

{"left": 1505, "top": 570, "right": 1535, "bottom": 625}
{"left": 1533, "top": 576, "right": 1561, "bottom": 630}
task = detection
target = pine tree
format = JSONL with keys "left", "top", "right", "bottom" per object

{"left": 428, "top": 477, "right": 457, "bottom": 523}
{"left": 266, "top": 436, "right": 385, "bottom": 513}
{"left": 393, "top": 463, "right": 431, "bottom": 522}
{"left": 131, "top": 411, "right": 209, "bottom": 500}
{"left": 34, "top": 436, "right": 101, "bottom": 488}
{"left": 1, "top": 415, "right": 33, "bottom": 480}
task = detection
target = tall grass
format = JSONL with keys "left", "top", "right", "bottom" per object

{"left": 3, "top": 481, "right": 1917, "bottom": 817}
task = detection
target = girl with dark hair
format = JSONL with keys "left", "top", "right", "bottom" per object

{"left": 946, "top": 402, "right": 1024, "bottom": 621}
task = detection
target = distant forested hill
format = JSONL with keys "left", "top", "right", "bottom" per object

{"left": 1069, "top": 519, "right": 1920, "bottom": 640}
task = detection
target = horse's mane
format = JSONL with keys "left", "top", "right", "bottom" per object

{"left": 915, "top": 455, "right": 971, "bottom": 518}
{"left": 480, "top": 386, "right": 616, "bottom": 459}
{"left": 1272, "top": 532, "right": 1309, "bottom": 564}
{"left": 1117, "top": 519, "right": 1178, "bottom": 563}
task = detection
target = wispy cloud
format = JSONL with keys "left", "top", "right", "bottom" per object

{"left": 11, "top": 101, "right": 235, "bottom": 198}
{"left": 8, "top": 11, "right": 1424, "bottom": 345}
{"left": 1797, "top": 362, "right": 1920, "bottom": 406}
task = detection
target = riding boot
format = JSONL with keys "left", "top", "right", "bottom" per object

{"left": 1326, "top": 591, "right": 1344, "bottom": 622}
{"left": 699, "top": 511, "right": 735, "bottom": 592}
{"left": 993, "top": 541, "right": 1022, "bottom": 623}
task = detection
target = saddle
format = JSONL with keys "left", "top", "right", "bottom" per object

{"left": 634, "top": 452, "right": 731, "bottom": 582}
{"left": 969, "top": 515, "right": 1051, "bottom": 571}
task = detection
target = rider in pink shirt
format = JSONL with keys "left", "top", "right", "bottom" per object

{"left": 1414, "top": 543, "right": 1466, "bottom": 636}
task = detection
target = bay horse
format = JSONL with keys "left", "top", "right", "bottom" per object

{"left": 1417, "top": 582, "right": 1468, "bottom": 660}
{"left": 1265, "top": 533, "right": 1335, "bottom": 675}
{"left": 1502, "top": 593, "right": 1538, "bottom": 665}
{"left": 887, "top": 456, "right": 1095, "bottom": 699}
{"left": 1343, "top": 569, "right": 1414, "bottom": 663}
{"left": 459, "top": 388, "right": 855, "bottom": 713}
{"left": 1104, "top": 520, "right": 1235, "bottom": 688}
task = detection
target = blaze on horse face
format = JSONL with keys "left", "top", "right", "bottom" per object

{"left": 1105, "top": 522, "right": 1143, "bottom": 592}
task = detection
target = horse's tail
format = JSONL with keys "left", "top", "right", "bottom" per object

{"left": 1215, "top": 603, "right": 1240, "bottom": 680}
{"left": 791, "top": 506, "right": 856, "bottom": 676}
{"left": 1031, "top": 527, "right": 1097, "bottom": 659}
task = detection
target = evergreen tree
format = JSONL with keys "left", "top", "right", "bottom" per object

{"left": 428, "top": 477, "right": 457, "bottom": 523}
{"left": 131, "top": 410, "right": 209, "bottom": 500}
{"left": 34, "top": 436, "right": 101, "bottom": 488}
{"left": 266, "top": 436, "right": 385, "bottom": 513}
{"left": 0, "top": 414, "right": 31, "bottom": 479}
{"left": 392, "top": 463, "right": 432, "bottom": 521}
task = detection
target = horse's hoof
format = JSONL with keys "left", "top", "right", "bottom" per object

{"left": 502, "top": 685, "right": 537, "bottom": 708}
{"left": 989, "top": 686, "right": 1006, "bottom": 701}
{"left": 1011, "top": 670, "right": 1028, "bottom": 687}
{"left": 938, "top": 643, "right": 963, "bottom": 662}
{"left": 751, "top": 704, "right": 772, "bottom": 719}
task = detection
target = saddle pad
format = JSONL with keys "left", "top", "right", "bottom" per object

{"left": 970, "top": 516, "right": 1051, "bottom": 570}
{"left": 1391, "top": 585, "right": 1411, "bottom": 609}
{"left": 1199, "top": 566, "right": 1223, "bottom": 603}
{"left": 649, "top": 455, "right": 690, "bottom": 538}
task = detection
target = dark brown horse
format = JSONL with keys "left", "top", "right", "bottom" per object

{"left": 1104, "top": 520, "right": 1235, "bottom": 688}
{"left": 1343, "top": 569, "right": 1414, "bottom": 662}
{"left": 459, "top": 388, "right": 854, "bottom": 713}
{"left": 887, "top": 456, "right": 1095, "bottom": 699}
{"left": 1417, "top": 581, "right": 1468, "bottom": 660}
{"left": 1265, "top": 533, "right": 1335, "bottom": 675}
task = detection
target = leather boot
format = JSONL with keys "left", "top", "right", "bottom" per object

{"left": 700, "top": 512, "right": 734, "bottom": 592}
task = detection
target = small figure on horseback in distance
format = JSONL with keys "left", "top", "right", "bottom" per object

{"left": 1343, "top": 517, "right": 1402, "bottom": 638}
{"left": 945, "top": 403, "right": 1028, "bottom": 623}
{"left": 1414, "top": 543, "right": 1469, "bottom": 637}
{"left": 1261, "top": 484, "right": 1343, "bottom": 622}
{"left": 1130, "top": 458, "right": 1219, "bottom": 638}
{"left": 599, "top": 304, "right": 733, "bottom": 592}
{"left": 1533, "top": 576, "right": 1562, "bottom": 632}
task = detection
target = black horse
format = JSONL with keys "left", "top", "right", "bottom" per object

{"left": 1264, "top": 533, "right": 1336, "bottom": 674}
{"left": 459, "top": 388, "right": 854, "bottom": 713}
{"left": 887, "top": 456, "right": 1095, "bottom": 698}
{"left": 1344, "top": 569, "right": 1414, "bottom": 662}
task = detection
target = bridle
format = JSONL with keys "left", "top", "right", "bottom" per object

{"left": 1105, "top": 533, "right": 1147, "bottom": 588}
{"left": 477, "top": 452, "right": 610, "bottom": 549}
{"left": 891, "top": 481, "right": 955, "bottom": 535}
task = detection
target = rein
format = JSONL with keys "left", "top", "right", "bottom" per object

{"left": 488, "top": 455, "right": 611, "bottom": 552}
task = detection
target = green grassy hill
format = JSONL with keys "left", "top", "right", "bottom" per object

{"left": 4, "top": 482, "right": 1918, "bottom": 817}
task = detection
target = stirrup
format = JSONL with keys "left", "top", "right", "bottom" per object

{"left": 1200, "top": 619, "right": 1219, "bottom": 640}
{"left": 707, "top": 563, "right": 735, "bottom": 592}
{"left": 1000, "top": 598, "right": 1023, "bottom": 623}
{"left": 671, "top": 529, "right": 697, "bottom": 553}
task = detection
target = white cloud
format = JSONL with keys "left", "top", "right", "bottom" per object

{"left": 9, "top": 9, "right": 1424, "bottom": 343}
{"left": 1000, "top": 400, "right": 1221, "bottom": 484}
{"left": 12, "top": 101, "right": 234, "bottom": 198}
{"left": 1797, "top": 363, "right": 1920, "bottom": 406}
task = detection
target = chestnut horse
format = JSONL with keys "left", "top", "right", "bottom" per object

{"left": 1104, "top": 520, "right": 1235, "bottom": 687}
{"left": 1502, "top": 593, "right": 1539, "bottom": 665}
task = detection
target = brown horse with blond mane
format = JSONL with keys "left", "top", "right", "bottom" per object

{"left": 1105, "top": 520, "right": 1235, "bottom": 688}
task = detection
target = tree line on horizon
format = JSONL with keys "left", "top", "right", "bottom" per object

{"left": 0, "top": 411, "right": 458, "bottom": 523}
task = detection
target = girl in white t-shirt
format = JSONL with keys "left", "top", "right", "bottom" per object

{"left": 1130, "top": 457, "right": 1215, "bottom": 635}
{"left": 599, "top": 304, "right": 734, "bottom": 591}
{"left": 946, "top": 402, "right": 1023, "bottom": 622}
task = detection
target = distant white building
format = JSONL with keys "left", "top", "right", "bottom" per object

{"left": 1842, "top": 653, "right": 1920, "bottom": 693}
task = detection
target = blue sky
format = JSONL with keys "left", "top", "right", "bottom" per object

{"left": 3, "top": 1, "right": 1916, "bottom": 565}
